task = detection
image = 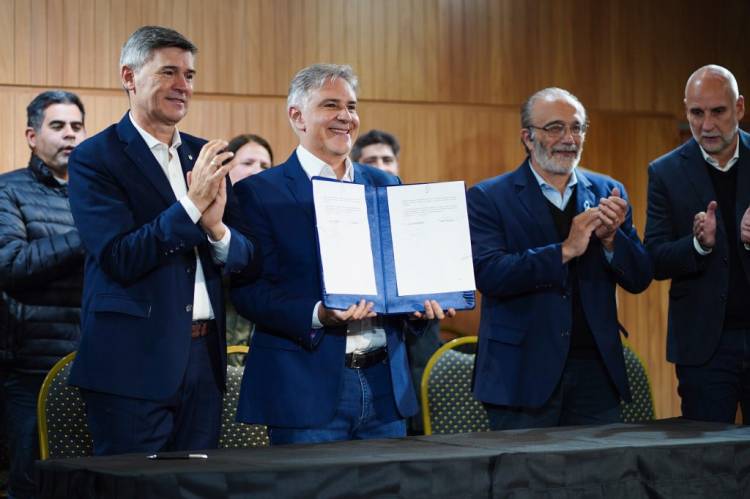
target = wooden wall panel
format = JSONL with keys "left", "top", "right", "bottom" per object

{"left": 0, "top": 0, "right": 745, "bottom": 419}
{"left": 0, "top": 0, "right": 14, "bottom": 85}
{"left": 1, "top": 0, "right": 746, "bottom": 115}
{"left": 0, "top": 92, "right": 16, "bottom": 168}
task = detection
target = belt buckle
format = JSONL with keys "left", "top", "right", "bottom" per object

{"left": 191, "top": 320, "right": 211, "bottom": 338}
{"left": 347, "top": 348, "right": 386, "bottom": 369}
{"left": 350, "top": 353, "right": 363, "bottom": 369}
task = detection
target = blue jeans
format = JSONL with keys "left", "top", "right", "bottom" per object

{"left": 269, "top": 360, "right": 406, "bottom": 444}
{"left": 484, "top": 356, "right": 622, "bottom": 430}
{"left": 4, "top": 370, "right": 45, "bottom": 499}
{"left": 677, "top": 328, "right": 750, "bottom": 423}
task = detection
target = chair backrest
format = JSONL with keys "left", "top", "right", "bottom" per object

{"left": 620, "top": 343, "right": 656, "bottom": 423}
{"left": 421, "top": 336, "right": 490, "bottom": 435}
{"left": 37, "top": 352, "right": 93, "bottom": 460}
{"left": 219, "top": 345, "right": 269, "bottom": 448}
{"left": 438, "top": 325, "right": 471, "bottom": 342}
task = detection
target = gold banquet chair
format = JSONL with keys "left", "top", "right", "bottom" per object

{"left": 37, "top": 352, "right": 93, "bottom": 460}
{"left": 219, "top": 345, "right": 269, "bottom": 448}
{"left": 620, "top": 343, "right": 656, "bottom": 423}
{"left": 421, "top": 336, "right": 490, "bottom": 435}
{"left": 37, "top": 347, "right": 271, "bottom": 456}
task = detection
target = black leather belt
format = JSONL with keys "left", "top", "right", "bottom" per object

{"left": 345, "top": 347, "right": 388, "bottom": 369}
{"left": 191, "top": 320, "right": 215, "bottom": 338}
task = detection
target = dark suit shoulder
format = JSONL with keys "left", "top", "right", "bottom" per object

{"left": 738, "top": 129, "right": 750, "bottom": 157}
{"left": 576, "top": 168, "right": 629, "bottom": 198}
{"left": 577, "top": 167, "right": 621, "bottom": 186}
{"left": 649, "top": 138, "right": 698, "bottom": 172}
{"left": 238, "top": 157, "right": 292, "bottom": 197}
{"left": 75, "top": 123, "right": 119, "bottom": 154}
{"left": 270, "top": 158, "right": 297, "bottom": 178}
{"left": 470, "top": 162, "right": 526, "bottom": 195}
{"left": 68, "top": 125, "right": 121, "bottom": 174}
{"left": 252, "top": 158, "right": 293, "bottom": 183}
{"left": 354, "top": 162, "right": 399, "bottom": 186}
{"left": 179, "top": 131, "right": 207, "bottom": 149}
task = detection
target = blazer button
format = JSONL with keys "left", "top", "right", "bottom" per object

{"left": 186, "top": 304, "right": 193, "bottom": 312}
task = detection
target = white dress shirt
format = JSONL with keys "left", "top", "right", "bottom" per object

{"left": 295, "top": 145, "right": 387, "bottom": 354}
{"left": 129, "top": 113, "right": 231, "bottom": 320}
{"left": 528, "top": 162, "right": 578, "bottom": 210}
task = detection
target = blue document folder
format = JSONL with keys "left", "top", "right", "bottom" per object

{"left": 312, "top": 177, "right": 476, "bottom": 315}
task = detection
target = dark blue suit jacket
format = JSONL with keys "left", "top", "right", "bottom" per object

{"left": 468, "top": 161, "right": 652, "bottom": 408}
{"left": 231, "top": 152, "right": 422, "bottom": 428}
{"left": 67, "top": 114, "right": 254, "bottom": 400}
{"left": 644, "top": 130, "right": 750, "bottom": 366}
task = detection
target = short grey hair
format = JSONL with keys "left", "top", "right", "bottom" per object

{"left": 120, "top": 26, "right": 197, "bottom": 73}
{"left": 520, "top": 87, "right": 587, "bottom": 129}
{"left": 287, "top": 64, "right": 358, "bottom": 110}
{"left": 685, "top": 64, "right": 740, "bottom": 101}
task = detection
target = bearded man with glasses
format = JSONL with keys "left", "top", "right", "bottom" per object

{"left": 467, "top": 87, "right": 653, "bottom": 430}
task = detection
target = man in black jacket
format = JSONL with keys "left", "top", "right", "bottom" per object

{"left": 0, "top": 90, "right": 86, "bottom": 499}
{"left": 645, "top": 65, "right": 750, "bottom": 423}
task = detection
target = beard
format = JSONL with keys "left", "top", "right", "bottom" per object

{"left": 532, "top": 138, "right": 582, "bottom": 175}
{"left": 696, "top": 125, "right": 738, "bottom": 154}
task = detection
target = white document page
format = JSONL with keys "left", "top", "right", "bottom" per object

{"left": 387, "top": 181, "right": 476, "bottom": 296}
{"left": 312, "top": 180, "right": 378, "bottom": 296}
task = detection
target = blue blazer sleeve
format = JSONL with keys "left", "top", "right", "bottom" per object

{"left": 221, "top": 178, "right": 257, "bottom": 277}
{"left": 467, "top": 182, "right": 567, "bottom": 299}
{"left": 70, "top": 140, "right": 210, "bottom": 286}
{"left": 604, "top": 182, "right": 653, "bottom": 293}
{"left": 644, "top": 162, "right": 705, "bottom": 280}
{"left": 230, "top": 177, "right": 320, "bottom": 348}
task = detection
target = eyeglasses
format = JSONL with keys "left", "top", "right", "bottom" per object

{"left": 527, "top": 122, "right": 588, "bottom": 138}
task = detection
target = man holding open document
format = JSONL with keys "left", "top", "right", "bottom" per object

{"left": 468, "top": 87, "right": 653, "bottom": 430}
{"left": 231, "top": 64, "right": 459, "bottom": 444}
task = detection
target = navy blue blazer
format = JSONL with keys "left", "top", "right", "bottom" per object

{"left": 231, "top": 152, "right": 422, "bottom": 428}
{"left": 468, "top": 161, "right": 652, "bottom": 408}
{"left": 644, "top": 130, "right": 750, "bottom": 366}
{"left": 67, "top": 113, "right": 255, "bottom": 400}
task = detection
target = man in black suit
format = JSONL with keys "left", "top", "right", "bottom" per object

{"left": 645, "top": 64, "right": 750, "bottom": 423}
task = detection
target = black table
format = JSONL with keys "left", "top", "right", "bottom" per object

{"left": 36, "top": 419, "right": 750, "bottom": 498}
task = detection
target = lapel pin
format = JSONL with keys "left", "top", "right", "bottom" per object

{"left": 188, "top": 154, "right": 193, "bottom": 161}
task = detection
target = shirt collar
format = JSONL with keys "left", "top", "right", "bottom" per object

{"left": 528, "top": 159, "right": 578, "bottom": 192}
{"left": 698, "top": 138, "right": 740, "bottom": 171}
{"left": 296, "top": 145, "right": 354, "bottom": 182}
{"left": 129, "top": 112, "right": 182, "bottom": 151}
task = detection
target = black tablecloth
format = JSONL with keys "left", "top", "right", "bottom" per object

{"left": 36, "top": 418, "right": 750, "bottom": 498}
